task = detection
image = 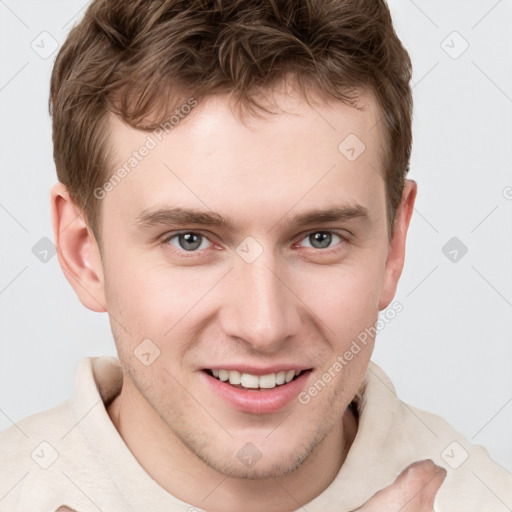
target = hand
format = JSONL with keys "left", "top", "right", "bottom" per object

{"left": 353, "top": 459, "right": 447, "bottom": 512}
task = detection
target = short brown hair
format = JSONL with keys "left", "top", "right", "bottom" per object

{"left": 50, "top": 0, "right": 412, "bottom": 241}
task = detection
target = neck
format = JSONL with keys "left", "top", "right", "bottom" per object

{"left": 107, "top": 377, "right": 358, "bottom": 512}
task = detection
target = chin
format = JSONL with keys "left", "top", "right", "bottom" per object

{"left": 204, "top": 451, "right": 309, "bottom": 480}
{"left": 195, "top": 433, "right": 324, "bottom": 480}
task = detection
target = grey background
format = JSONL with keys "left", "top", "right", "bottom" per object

{"left": 1, "top": 0, "right": 511, "bottom": 474}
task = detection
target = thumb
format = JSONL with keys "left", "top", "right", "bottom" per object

{"left": 354, "top": 459, "right": 447, "bottom": 512}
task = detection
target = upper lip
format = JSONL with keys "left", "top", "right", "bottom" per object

{"left": 204, "top": 365, "right": 312, "bottom": 375}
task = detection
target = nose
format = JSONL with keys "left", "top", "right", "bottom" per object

{"left": 218, "top": 249, "right": 301, "bottom": 353}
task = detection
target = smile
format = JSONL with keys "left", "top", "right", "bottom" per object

{"left": 206, "top": 369, "right": 305, "bottom": 390}
{"left": 202, "top": 367, "right": 312, "bottom": 413}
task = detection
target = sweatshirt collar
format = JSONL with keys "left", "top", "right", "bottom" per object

{"left": 73, "top": 356, "right": 402, "bottom": 511}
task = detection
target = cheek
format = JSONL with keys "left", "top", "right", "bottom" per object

{"left": 102, "top": 250, "right": 222, "bottom": 351}
{"left": 102, "top": 250, "right": 175, "bottom": 337}
{"left": 297, "top": 264, "right": 383, "bottom": 409}
{"left": 296, "top": 256, "right": 385, "bottom": 337}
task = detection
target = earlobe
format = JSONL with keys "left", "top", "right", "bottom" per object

{"left": 378, "top": 179, "right": 417, "bottom": 310}
{"left": 50, "top": 182, "right": 107, "bottom": 313}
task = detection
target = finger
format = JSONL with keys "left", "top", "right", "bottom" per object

{"left": 396, "top": 460, "right": 447, "bottom": 512}
{"left": 354, "top": 459, "right": 447, "bottom": 512}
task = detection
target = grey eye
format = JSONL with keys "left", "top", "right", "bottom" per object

{"left": 169, "top": 232, "right": 210, "bottom": 251}
{"left": 300, "top": 231, "right": 340, "bottom": 249}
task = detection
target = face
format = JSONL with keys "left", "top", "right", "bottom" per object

{"left": 90, "top": 85, "right": 404, "bottom": 479}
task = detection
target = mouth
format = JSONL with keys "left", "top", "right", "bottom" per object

{"left": 202, "top": 366, "right": 313, "bottom": 413}
{"left": 204, "top": 368, "right": 309, "bottom": 390}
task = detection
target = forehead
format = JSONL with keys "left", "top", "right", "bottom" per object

{"left": 102, "top": 86, "right": 386, "bottom": 232}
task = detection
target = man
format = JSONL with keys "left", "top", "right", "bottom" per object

{"left": 1, "top": 0, "right": 511, "bottom": 511}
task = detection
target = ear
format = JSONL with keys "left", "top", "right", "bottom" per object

{"left": 50, "top": 182, "right": 107, "bottom": 312}
{"left": 378, "top": 179, "right": 417, "bottom": 310}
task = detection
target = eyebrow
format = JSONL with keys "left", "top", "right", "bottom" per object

{"left": 134, "top": 204, "right": 370, "bottom": 232}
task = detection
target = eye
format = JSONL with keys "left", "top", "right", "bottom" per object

{"left": 165, "top": 232, "right": 212, "bottom": 252}
{"left": 298, "top": 231, "right": 344, "bottom": 250}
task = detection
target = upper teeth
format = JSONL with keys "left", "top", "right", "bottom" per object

{"left": 212, "top": 369, "right": 300, "bottom": 389}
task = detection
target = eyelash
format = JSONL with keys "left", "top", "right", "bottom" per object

{"left": 161, "top": 230, "right": 349, "bottom": 257}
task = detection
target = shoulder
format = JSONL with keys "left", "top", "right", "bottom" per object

{"left": 0, "top": 400, "right": 106, "bottom": 512}
{"left": 361, "top": 362, "right": 512, "bottom": 511}
{"left": 397, "top": 402, "right": 512, "bottom": 512}
{"left": 0, "top": 398, "right": 74, "bottom": 465}
{"left": 0, "top": 357, "right": 129, "bottom": 511}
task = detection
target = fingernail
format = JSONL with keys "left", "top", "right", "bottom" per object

{"left": 397, "top": 459, "right": 446, "bottom": 481}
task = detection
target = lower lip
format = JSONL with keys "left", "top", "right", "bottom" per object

{"left": 202, "top": 371, "right": 311, "bottom": 414}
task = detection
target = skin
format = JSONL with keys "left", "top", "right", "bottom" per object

{"left": 51, "top": 82, "right": 422, "bottom": 511}
{"left": 356, "top": 460, "right": 447, "bottom": 511}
